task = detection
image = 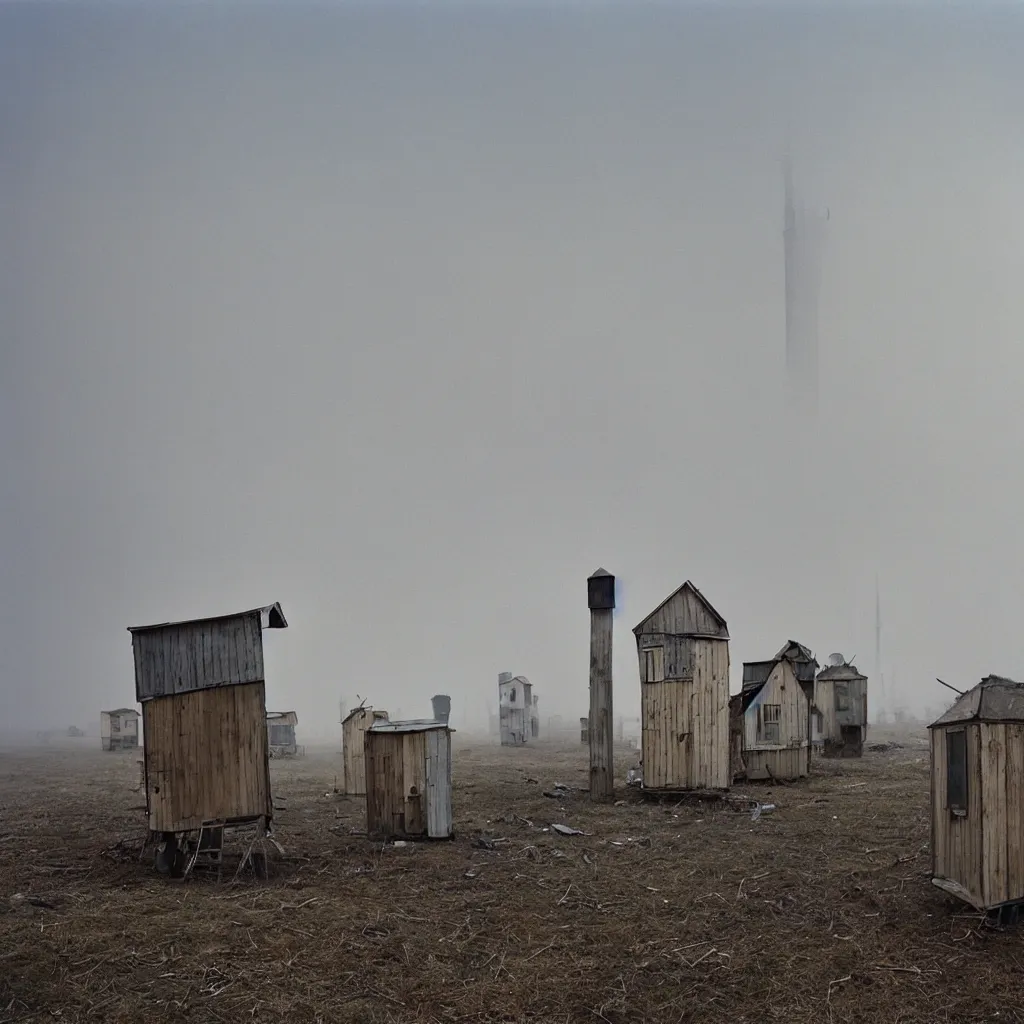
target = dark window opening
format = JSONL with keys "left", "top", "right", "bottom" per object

{"left": 947, "top": 729, "right": 968, "bottom": 814}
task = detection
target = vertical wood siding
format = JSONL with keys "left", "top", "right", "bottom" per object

{"left": 642, "top": 588, "right": 725, "bottom": 637}
{"left": 641, "top": 639, "right": 730, "bottom": 790}
{"left": 740, "top": 662, "right": 809, "bottom": 780}
{"left": 142, "top": 681, "right": 271, "bottom": 833}
{"left": 931, "top": 724, "right": 984, "bottom": 906}
{"left": 365, "top": 728, "right": 453, "bottom": 839}
{"left": 132, "top": 613, "right": 264, "bottom": 701}
{"left": 343, "top": 709, "right": 387, "bottom": 796}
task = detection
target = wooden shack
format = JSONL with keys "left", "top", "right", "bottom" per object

{"left": 342, "top": 705, "right": 389, "bottom": 795}
{"left": 100, "top": 708, "right": 140, "bottom": 751}
{"left": 634, "top": 580, "right": 731, "bottom": 791}
{"left": 127, "top": 602, "right": 287, "bottom": 840}
{"left": 266, "top": 711, "right": 299, "bottom": 757}
{"left": 499, "top": 673, "right": 533, "bottom": 746}
{"left": 929, "top": 676, "right": 1024, "bottom": 912}
{"left": 815, "top": 656, "right": 868, "bottom": 757}
{"left": 365, "top": 719, "right": 453, "bottom": 840}
{"left": 774, "top": 641, "right": 820, "bottom": 751}
{"left": 732, "top": 654, "right": 810, "bottom": 781}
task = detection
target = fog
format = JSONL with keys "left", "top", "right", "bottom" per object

{"left": 1, "top": 1, "right": 1022, "bottom": 739}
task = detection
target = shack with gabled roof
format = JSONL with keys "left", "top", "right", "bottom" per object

{"left": 816, "top": 656, "right": 868, "bottom": 757}
{"left": 634, "top": 580, "right": 730, "bottom": 791}
{"left": 930, "top": 675, "right": 1024, "bottom": 912}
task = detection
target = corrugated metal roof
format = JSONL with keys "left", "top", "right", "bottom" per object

{"left": 817, "top": 663, "right": 866, "bottom": 682}
{"left": 128, "top": 602, "right": 287, "bottom": 634}
{"left": 929, "top": 676, "right": 1024, "bottom": 727}
{"left": 369, "top": 719, "right": 453, "bottom": 734}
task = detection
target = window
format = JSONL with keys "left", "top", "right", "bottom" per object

{"left": 757, "top": 704, "right": 782, "bottom": 745}
{"left": 509, "top": 687, "right": 516, "bottom": 704}
{"left": 643, "top": 646, "right": 665, "bottom": 683}
{"left": 947, "top": 729, "right": 968, "bottom": 815}
{"left": 835, "top": 683, "right": 850, "bottom": 713}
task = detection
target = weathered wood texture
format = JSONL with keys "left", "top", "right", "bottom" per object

{"left": 739, "top": 661, "right": 809, "bottom": 781}
{"left": 931, "top": 722, "right": 1024, "bottom": 910}
{"left": 142, "top": 681, "right": 271, "bottom": 833}
{"left": 816, "top": 670, "right": 868, "bottom": 757}
{"left": 132, "top": 612, "right": 265, "bottom": 701}
{"left": 343, "top": 708, "right": 389, "bottom": 796}
{"left": 589, "top": 606, "right": 614, "bottom": 800}
{"left": 499, "top": 677, "right": 532, "bottom": 747}
{"left": 365, "top": 725, "right": 453, "bottom": 839}
{"left": 640, "top": 639, "right": 730, "bottom": 790}
{"left": 100, "top": 710, "right": 139, "bottom": 752}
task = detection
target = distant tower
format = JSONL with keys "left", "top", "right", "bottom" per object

{"left": 783, "top": 156, "right": 827, "bottom": 417}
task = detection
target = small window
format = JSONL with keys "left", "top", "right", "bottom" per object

{"left": 509, "top": 687, "right": 516, "bottom": 704}
{"left": 947, "top": 729, "right": 968, "bottom": 814}
{"left": 835, "top": 683, "right": 850, "bottom": 713}
{"left": 757, "top": 704, "right": 782, "bottom": 745}
{"left": 643, "top": 647, "right": 665, "bottom": 683}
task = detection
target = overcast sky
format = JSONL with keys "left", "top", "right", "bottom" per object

{"left": 2, "top": 1, "right": 1023, "bottom": 736}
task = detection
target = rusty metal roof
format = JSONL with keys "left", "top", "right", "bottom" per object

{"left": 929, "top": 676, "right": 1024, "bottom": 727}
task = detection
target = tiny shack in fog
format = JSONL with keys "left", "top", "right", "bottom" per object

{"left": 365, "top": 719, "right": 453, "bottom": 840}
{"left": 343, "top": 705, "right": 389, "bottom": 796}
{"left": 266, "top": 711, "right": 299, "bottom": 757}
{"left": 128, "top": 602, "right": 288, "bottom": 841}
{"left": 431, "top": 694, "right": 451, "bottom": 724}
{"left": 634, "top": 580, "right": 731, "bottom": 791}
{"left": 930, "top": 676, "right": 1024, "bottom": 912}
{"left": 816, "top": 655, "right": 868, "bottom": 757}
{"left": 498, "top": 673, "right": 533, "bottom": 746}
{"left": 101, "top": 708, "right": 140, "bottom": 751}
{"left": 732, "top": 651, "right": 810, "bottom": 781}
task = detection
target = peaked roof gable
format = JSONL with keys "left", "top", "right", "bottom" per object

{"left": 633, "top": 580, "right": 729, "bottom": 638}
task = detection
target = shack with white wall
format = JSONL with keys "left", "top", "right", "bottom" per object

{"left": 499, "top": 673, "right": 533, "bottom": 747}
{"left": 101, "top": 708, "right": 140, "bottom": 751}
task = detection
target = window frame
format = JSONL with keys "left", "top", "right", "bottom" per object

{"left": 946, "top": 728, "right": 968, "bottom": 816}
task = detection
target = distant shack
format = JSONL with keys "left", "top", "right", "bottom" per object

{"left": 343, "top": 705, "right": 389, "bottom": 796}
{"left": 127, "top": 602, "right": 288, "bottom": 851}
{"left": 266, "top": 711, "right": 300, "bottom": 757}
{"left": 634, "top": 580, "right": 731, "bottom": 791}
{"left": 816, "top": 655, "right": 868, "bottom": 757}
{"left": 101, "top": 708, "right": 140, "bottom": 752}
{"left": 498, "top": 673, "right": 533, "bottom": 747}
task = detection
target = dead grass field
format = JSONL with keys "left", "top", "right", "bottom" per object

{"left": 0, "top": 728, "right": 1021, "bottom": 1024}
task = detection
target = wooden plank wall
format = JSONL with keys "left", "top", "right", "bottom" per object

{"left": 641, "top": 588, "right": 724, "bottom": 637}
{"left": 133, "top": 613, "right": 264, "bottom": 701}
{"left": 143, "top": 681, "right": 271, "bottom": 833}
{"left": 740, "top": 662, "right": 808, "bottom": 780}
{"left": 744, "top": 748, "right": 807, "bottom": 781}
{"left": 365, "top": 729, "right": 453, "bottom": 839}
{"left": 931, "top": 724, "right": 984, "bottom": 906}
{"left": 641, "top": 639, "right": 729, "bottom": 790}
{"left": 343, "top": 710, "right": 385, "bottom": 795}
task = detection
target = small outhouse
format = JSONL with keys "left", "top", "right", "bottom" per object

{"left": 101, "top": 708, "right": 140, "bottom": 751}
{"left": 815, "top": 656, "right": 868, "bottom": 757}
{"left": 266, "top": 711, "right": 299, "bottom": 757}
{"left": 343, "top": 705, "right": 389, "bottom": 795}
{"left": 365, "top": 719, "right": 453, "bottom": 840}
{"left": 127, "top": 602, "right": 288, "bottom": 850}
{"left": 930, "top": 676, "right": 1024, "bottom": 911}
{"left": 732, "top": 653, "right": 810, "bottom": 781}
{"left": 634, "top": 580, "right": 731, "bottom": 791}
{"left": 498, "top": 673, "right": 533, "bottom": 746}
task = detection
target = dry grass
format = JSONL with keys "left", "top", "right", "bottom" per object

{"left": 1, "top": 727, "right": 1022, "bottom": 1023}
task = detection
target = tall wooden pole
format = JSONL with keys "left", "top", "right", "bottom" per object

{"left": 588, "top": 568, "right": 615, "bottom": 801}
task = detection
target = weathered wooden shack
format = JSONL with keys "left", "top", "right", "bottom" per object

{"left": 365, "top": 719, "right": 453, "bottom": 840}
{"left": 774, "top": 640, "right": 820, "bottom": 750}
{"left": 634, "top": 580, "right": 731, "bottom": 791}
{"left": 266, "top": 711, "right": 299, "bottom": 757}
{"left": 431, "top": 694, "right": 451, "bottom": 724}
{"left": 343, "top": 705, "right": 389, "bottom": 795}
{"left": 100, "top": 708, "right": 140, "bottom": 751}
{"left": 732, "top": 655, "right": 810, "bottom": 781}
{"left": 127, "top": 602, "right": 287, "bottom": 842}
{"left": 499, "top": 673, "right": 533, "bottom": 746}
{"left": 930, "top": 676, "right": 1024, "bottom": 912}
{"left": 815, "top": 656, "right": 868, "bottom": 757}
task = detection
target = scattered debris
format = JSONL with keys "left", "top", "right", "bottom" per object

{"left": 550, "top": 824, "right": 587, "bottom": 837}
{"left": 626, "top": 767, "right": 643, "bottom": 787}
{"left": 751, "top": 803, "right": 776, "bottom": 822}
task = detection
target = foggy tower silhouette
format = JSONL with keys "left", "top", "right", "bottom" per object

{"left": 783, "top": 156, "right": 827, "bottom": 417}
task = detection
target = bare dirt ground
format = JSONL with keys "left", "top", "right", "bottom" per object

{"left": 0, "top": 727, "right": 1020, "bottom": 1024}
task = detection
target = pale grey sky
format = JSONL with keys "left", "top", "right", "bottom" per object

{"left": 1, "top": 2, "right": 1022, "bottom": 736}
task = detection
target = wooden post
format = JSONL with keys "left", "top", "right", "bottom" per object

{"left": 588, "top": 568, "right": 615, "bottom": 801}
